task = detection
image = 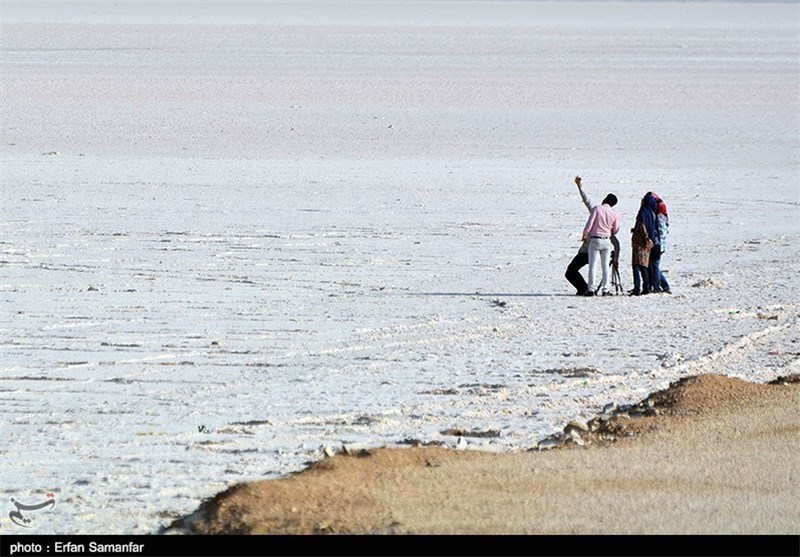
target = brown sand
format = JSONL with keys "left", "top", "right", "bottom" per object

{"left": 171, "top": 374, "right": 800, "bottom": 535}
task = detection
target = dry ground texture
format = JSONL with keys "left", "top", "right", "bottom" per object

{"left": 168, "top": 374, "right": 800, "bottom": 535}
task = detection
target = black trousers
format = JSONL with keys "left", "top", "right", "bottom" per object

{"left": 565, "top": 252, "right": 589, "bottom": 294}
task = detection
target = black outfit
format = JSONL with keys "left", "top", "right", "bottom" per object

{"left": 565, "top": 252, "right": 589, "bottom": 295}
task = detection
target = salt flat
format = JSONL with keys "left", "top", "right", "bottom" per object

{"left": 1, "top": 1, "right": 798, "bottom": 534}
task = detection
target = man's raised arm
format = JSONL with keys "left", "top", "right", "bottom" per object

{"left": 574, "top": 175, "right": 594, "bottom": 211}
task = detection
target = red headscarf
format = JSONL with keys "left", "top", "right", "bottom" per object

{"left": 650, "top": 192, "right": 668, "bottom": 219}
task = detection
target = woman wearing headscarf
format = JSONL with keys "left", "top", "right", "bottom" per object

{"left": 630, "top": 194, "right": 656, "bottom": 295}
{"left": 649, "top": 192, "right": 671, "bottom": 293}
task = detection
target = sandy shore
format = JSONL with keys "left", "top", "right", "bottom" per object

{"left": 168, "top": 373, "right": 800, "bottom": 536}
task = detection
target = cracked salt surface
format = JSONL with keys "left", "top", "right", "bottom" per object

{"left": 1, "top": 0, "right": 798, "bottom": 534}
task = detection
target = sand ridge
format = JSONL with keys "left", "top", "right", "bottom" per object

{"left": 169, "top": 374, "right": 800, "bottom": 535}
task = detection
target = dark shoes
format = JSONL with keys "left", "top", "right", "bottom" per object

{"left": 629, "top": 288, "right": 671, "bottom": 296}
{"left": 583, "top": 290, "right": 612, "bottom": 297}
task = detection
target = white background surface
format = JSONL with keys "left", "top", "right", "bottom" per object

{"left": 1, "top": 1, "right": 798, "bottom": 534}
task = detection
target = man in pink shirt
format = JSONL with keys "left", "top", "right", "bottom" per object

{"left": 581, "top": 193, "right": 620, "bottom": 296}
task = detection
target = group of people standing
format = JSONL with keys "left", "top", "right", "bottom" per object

{"left": 565, "top": 175, "right": 671, "bottom": 297}
{"left": 630, "top": 190, "right": 671, "bottom": 295}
